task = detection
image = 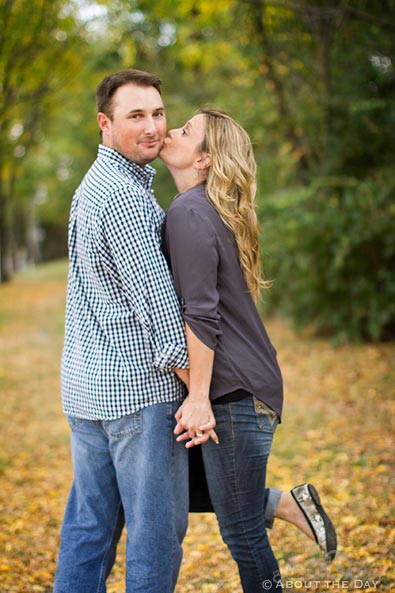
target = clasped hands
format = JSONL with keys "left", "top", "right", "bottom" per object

{"left": 174, "top": 395, "right": 219, "bottom": 448}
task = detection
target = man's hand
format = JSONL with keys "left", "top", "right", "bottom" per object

{"left": 174, "top": 395, "right": 219, "bottom": 447}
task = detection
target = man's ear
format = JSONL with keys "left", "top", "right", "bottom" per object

{"left": 97, "top": 112, "right": 110, "bottom": 135}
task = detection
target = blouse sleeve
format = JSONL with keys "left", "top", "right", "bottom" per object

{"left": 165, "top": 202, "right": 222, "bottom": 350}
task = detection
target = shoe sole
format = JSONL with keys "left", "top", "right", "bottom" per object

{"left": 292, "top": 483, "right": 337, "bottom": 562}
{"left": 308, "top": 484, "right": 337, "bottom": 561}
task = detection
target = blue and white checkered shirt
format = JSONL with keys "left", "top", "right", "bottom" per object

{"left": 61, "top": 145, "right": 188, "bottom": 420}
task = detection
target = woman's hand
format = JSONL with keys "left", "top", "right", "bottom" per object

{"left": 174, "top": 394, "right": 219, "bottom": 447}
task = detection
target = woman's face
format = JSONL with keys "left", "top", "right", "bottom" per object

{"left": 159, "top": 113, "right": 206, "bottom": 170}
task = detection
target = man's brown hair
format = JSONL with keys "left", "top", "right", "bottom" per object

{"left": 96, "top": 68, "right": 162, "bottom": 119}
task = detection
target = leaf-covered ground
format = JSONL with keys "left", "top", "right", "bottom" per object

{"left": 0, "top": 261, "right": 394, "bottom": 593}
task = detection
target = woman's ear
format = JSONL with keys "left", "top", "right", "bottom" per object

{"left": 195, "top": 152, "right": 211, "bottom": 172}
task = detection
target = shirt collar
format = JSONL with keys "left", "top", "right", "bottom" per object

{"left": 97, "top": 144, "right": 156, "bottom": 187}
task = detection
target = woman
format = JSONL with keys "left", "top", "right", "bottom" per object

{"left": 160, "top": 109, "right": 336, "bottom": 591}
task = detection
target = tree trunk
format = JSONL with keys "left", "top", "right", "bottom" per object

{"left": 0, "top": 188, "right": 11, "bottom": 283}
{"left": 248, "top": 0, "right": 310, "bottom": 180}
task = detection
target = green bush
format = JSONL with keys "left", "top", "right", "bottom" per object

{"left": 260, "top": 170, "right": 395, "bottom": 342}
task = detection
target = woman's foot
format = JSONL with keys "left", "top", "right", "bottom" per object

{"left": 291, "top": 483, "right": 337, "bottom": 561}
{"left": 276, "top": 484, "right": 337, "bottom": 562}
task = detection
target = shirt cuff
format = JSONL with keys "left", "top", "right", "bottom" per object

{"left": 183, "top": 314, "right": 221, "bottom": 350}
{"left": 153, "top": 343, "right": 189, "bottom": 371}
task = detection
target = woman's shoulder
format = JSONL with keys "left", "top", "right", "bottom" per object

{"left": 169, "top": 185, "right": 216, "bottom": 219}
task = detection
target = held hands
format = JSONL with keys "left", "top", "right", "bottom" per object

{"left": 174, "top": 395, "right": 219, "bottom": 448}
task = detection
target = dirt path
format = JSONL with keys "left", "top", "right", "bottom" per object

{"left": 0, "top": 261, "right": 393, "bottom": 592}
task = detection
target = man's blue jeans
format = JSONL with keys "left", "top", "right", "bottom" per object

{"left": 202, "top": 397, "right": 282, "bottom": 592}
{"left": 53, "top": 402, "right": 188, "bottom": 593}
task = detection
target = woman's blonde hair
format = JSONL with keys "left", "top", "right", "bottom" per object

{"left": 199, "top": 108, "right": 269, "bottom": 300}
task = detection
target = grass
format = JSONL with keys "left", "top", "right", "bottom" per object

{"left": 0, "top": 260, "right": 394, "bottom": 592}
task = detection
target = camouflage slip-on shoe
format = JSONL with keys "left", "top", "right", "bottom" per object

{"left": 291, "top": 483, "right": 337, "bottom": 562}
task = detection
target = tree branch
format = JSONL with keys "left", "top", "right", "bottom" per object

{"left": 241, "top": 0, "right": 395, "bottom": 31}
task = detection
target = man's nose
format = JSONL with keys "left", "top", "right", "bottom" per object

{"left": 144, "top": 117, "right": 157, "bottom": 134}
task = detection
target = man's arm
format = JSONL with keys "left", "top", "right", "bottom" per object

{"left": 100, "top": 185, "right": 188, "bottom": 371}
{"left": 174, "top": 367, "right": 189, "bottom": 388}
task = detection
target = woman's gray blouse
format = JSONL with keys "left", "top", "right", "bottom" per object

{"left": 162, "top": 184, "right": 283, "bottom": 419}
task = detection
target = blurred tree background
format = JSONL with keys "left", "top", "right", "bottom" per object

{"left": 1, "top": 0, "right": 394, "bottom": 341}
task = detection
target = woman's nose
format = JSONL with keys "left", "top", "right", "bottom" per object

{"left": 168, "top": 128, "right": 181, "bottom": 138}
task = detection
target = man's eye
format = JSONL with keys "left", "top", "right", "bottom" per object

{"left": 154, "top": 112, "right": 165, "bottom": 118}
{"left": 181, "top": 129, "right": 187, "bottom": 136}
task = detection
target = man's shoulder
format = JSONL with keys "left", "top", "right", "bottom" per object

{"left": 81, "top": 158, "right": 146, "bottom": 210}
{"left": 90, "top": 157, "right": 142, "bottom": 191}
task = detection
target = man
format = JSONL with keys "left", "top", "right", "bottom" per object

{"left": 54, "top": 67, "right": 336, "bottom": 593}
{"left": 54, "top": 69, "right": 191, "bottom": 593}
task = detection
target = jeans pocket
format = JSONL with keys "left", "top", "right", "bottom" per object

{"left": 104, "top": 410, "right": 143, "bottom": 440}
{"left": 253, "top": 398, "right": 279, "bottom": 433}
{"left": 66, "top": 415, "right": 86, "bottom": 431}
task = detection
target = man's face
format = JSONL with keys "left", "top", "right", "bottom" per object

{"left": 98, "top": 83, "right": 166, "bottom": 166}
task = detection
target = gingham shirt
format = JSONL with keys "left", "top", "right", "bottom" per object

{"left": 61, "top": 145, "right": 188, "bottom": 420}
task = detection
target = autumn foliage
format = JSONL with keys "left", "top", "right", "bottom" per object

{"left": 0, "top": 261, "right": 394, "bottom": 592}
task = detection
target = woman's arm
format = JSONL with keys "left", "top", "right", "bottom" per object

{"left": 165, "top": 200, "right": 221, "bottom": 446}
{"left": 174, "top": 323, "right": 219, "bottom": 447}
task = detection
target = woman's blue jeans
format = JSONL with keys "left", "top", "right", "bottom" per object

{"left": 53, "top": 402, "right": 188, "bottom": 593}
{"left": 202, "top": 397, "right": 282, "bottom": 592}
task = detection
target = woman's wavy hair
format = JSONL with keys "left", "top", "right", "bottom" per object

{"left": 198, "top": 108, "right": 270, "bottom": 300}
